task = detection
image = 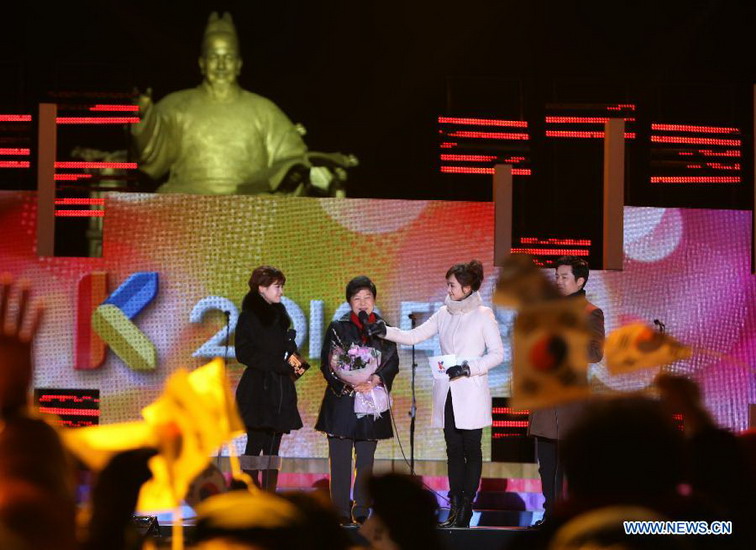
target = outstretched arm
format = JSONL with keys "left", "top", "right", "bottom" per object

{"left": 383, "top": 312, "right": 440, "bottom": 346}
{"left": 130, "top": 89, "right": 178, "bottom": 181}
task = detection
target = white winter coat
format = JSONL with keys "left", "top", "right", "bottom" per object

{"left": 384, "top": 292, "right": 504, "bottom": 430}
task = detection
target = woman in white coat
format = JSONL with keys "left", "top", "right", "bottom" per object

{"left": 368, "top": 260, "right": 504, "bottom": 528}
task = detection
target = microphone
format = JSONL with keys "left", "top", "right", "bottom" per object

{"left": 358, "top": 311, "right": 369, "bottom": 336}
{"left": 222, "top": 310, "right": 232, "bottom": 362}
{"left": 408, "top": 312, "right": 423, "bottom": 328}
{"left": 653, "top": 319, "right": 666, "bottom": 333}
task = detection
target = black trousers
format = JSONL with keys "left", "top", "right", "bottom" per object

{"left": 245, "top": 429, "right": 283, "bottom": 491}
{"left": 535, "top": 436, "right": 563, "bottom": 518}
{"left": 327, "top": 436, "right": 377, "bottom": 520}
{"left": 444, "top": 391, "right": 483, "bottom": 500}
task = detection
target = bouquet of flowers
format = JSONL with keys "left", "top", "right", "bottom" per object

{"left": 329, "top": 336, "right": 391, "bottom": 419}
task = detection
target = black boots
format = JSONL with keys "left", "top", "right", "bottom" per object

{"left": 438, "top": 495, "right": 474, "bottom": 528}
{"left": 438, "top": 495, "right": 461, "bottom": 527}
{"left": 454, "top": 496, "right": 473, "bottom": 528}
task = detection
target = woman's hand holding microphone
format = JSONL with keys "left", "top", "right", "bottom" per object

{"left": 365, "top": 319, "right": 387, "bottom": 338}
{"left": 363, "top": 319, "right": 468, "bottom": 380}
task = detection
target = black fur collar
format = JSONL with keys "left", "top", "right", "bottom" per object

{"left": 242, "top": 291, "right": 290, "bottom": 328}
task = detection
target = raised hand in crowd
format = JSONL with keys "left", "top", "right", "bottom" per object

{"left": 0, "top": 274, "right": 43, "bottom": 415}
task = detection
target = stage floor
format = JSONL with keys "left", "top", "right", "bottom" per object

{"left": 156, "top": 520, "right": 535, "bottom": 550}
{"left": 216, "top": 457, "right": 545, "bottom": 527}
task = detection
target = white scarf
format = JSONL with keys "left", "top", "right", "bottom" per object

{"left": 445, "top": 291, "right": 482, "bottom": 315}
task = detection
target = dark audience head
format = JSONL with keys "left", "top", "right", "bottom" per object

{"left": 0, "top": 417, "right": 76, "bottom": 503}
{"left": 0, "top": 365, "right": 31, "bottom": 417}
{"left": 366, "top": 473, "right": 442, "bottom": 549}
{"left": 194, "top": 489, "right": 303, "bottom": 549}
{"left": 738, "top": 428, "right": 756, "bottom": 484}
{"left": 560, "top": 397, "right": 685, "bottom": 504}
{"left": 280, "top": 490, "right": 351, "bottom": 550}
{"left": 0, "top": 521, "right": 28, "bottom": 550}
{"left": 549, "top": 505, "right": 691, "bottom": 550}
{"left": 0, "top": 480, "right": 77, "bottom": 550}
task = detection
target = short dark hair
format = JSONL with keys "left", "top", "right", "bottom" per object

{"left": 345, "top": 275, "right": 377, "bottom": 302}
{"left": 555, "top": 256, "right": 589, "bottom": 289}
{"left": 248, "top": 265, "right": 286, "bottom": 290}
{"left": 561, "top": 397, "right": 684, "bottom": 501}
{"left": 446, "top": 260, "right": 484, "bottom": 291}
{"left": 368, "top": 474, "right": 441, "bottom": 549}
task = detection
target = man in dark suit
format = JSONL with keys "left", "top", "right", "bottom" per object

{"left": 528, "top": 256, "right": 605, "bottom": 524}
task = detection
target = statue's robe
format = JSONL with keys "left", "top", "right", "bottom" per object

{"left": 133, "top": 84, "right": 307, "bottom": 195}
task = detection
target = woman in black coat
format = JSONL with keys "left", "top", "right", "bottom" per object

{"left": 235, "top": 266, "right": 303, "bottom": 491}
{"left": 315, "top": 276, "right": 399, "bottom": 524}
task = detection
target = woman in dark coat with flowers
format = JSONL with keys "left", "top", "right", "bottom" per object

{"left": 315, "top": 276, "right": 399, "bottom": 524}
{"left": 235, "top": 266, "right": 303, "bottom": 491}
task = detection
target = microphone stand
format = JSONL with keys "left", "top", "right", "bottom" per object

{"left": 219, "top": 310, "right": 231, "bottom": 468}
{"left": 223, "top": 311, "right": 232, "bottom": 365}
{"left": 408, "top": 313, "right": 418, "bottom": 475}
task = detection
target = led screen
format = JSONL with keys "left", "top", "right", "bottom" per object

{"left": 0, "top": 192, "right": 753, "bottom": 461}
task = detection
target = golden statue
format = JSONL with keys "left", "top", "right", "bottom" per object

{"left": 132, "top": 12, "right": 354, "bottom": 195}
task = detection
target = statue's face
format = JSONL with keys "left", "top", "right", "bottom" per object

{"left": 199, "top": 34, "right": 242, "bottom": 86}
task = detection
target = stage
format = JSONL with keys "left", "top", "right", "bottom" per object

{"left": 222, "top": 457, "right": 544, "bottom": 527}
{"left": 153, "top": 506, "right": 535, "bottom": 549}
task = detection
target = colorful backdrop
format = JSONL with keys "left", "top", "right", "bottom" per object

{"left": 1, "top": 192, "right": 754, "bottom": 460}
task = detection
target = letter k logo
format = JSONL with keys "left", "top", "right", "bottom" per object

{"left": 75, "top": 272, "right": 159, "bottom": 371}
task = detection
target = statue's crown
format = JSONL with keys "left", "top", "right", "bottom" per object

{"left": 204, "top": 12, "right": 238, "bottom": 40}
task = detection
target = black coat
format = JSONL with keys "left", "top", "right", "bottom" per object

{"left": 235, "top": 293, "right": 303, "bottom": 433}
{"left": 528, "top": 294, "right": 605, "bottom": 440}
{"left": 315, "top": 313, "right": 399, "bottom": 440}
